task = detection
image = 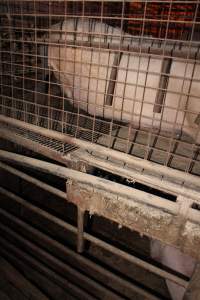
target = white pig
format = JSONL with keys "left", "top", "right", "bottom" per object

{"left": 48, "top": 19, "right": 200, "bottom": 143}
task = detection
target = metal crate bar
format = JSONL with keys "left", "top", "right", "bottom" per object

{"left": 1, "top": 115, "right": 200, "bottom": 191}
{"left": 0, "top": 150, "right": 200, "bottom": 260}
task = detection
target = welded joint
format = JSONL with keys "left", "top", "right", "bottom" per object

{"left": 177, "top": 196, "right": 193, "bottom": 220}
{"left": 176, "top": 196, "right": 194, "bottom": 244}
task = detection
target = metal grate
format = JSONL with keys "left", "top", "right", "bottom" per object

{"left": 0, "top": 121, "right": 78, "bottom": 154}
{"left": 0, "top": 0, "right": 200, "bottom": 174}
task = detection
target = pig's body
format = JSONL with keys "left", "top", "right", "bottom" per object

{"left": 48, "top": 19, "right": 200, "bottom": 143}
{"left": 151, "top": 240, "right": 196, "bottom": 300}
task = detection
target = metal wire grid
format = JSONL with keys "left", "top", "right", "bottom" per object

{"left": 0, "top": 121, "right": 78, "bottom": 155}
{"left": 0, "top": 0, "right": 200, "bottom": 174}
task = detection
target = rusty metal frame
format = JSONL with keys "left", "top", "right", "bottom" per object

{"left": 1, "top": 115, "right": 200, "bottom": 190}
{"left": 0, "top": 116, "right": 200, "bottom": 249}
{"left": 1, "top": 117, "right": 200, "bottom": 300}
{"left": 1, "top": 2, "right": 200, "bottom": 298}
{"left": 0, "top": 148, "right": 200, "bottom": 261}
{"left": 0, "top": 162, "right": 190, "bottom": 287}
{"left": 1, "top": 148, "right": 200, "bottom": 298}
{"left": 66, "top": 180, "right": 200, "bottom": 260}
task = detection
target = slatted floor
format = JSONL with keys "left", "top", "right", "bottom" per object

{"left": 0, "top": 256, "right": 48, "bottom": 300}
{"left": 0, "top": 270, "right": 27, "bottom": 300}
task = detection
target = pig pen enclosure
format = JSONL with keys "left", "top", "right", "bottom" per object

{"left": 0, "top": 0, "right": 200, "bottom": 299}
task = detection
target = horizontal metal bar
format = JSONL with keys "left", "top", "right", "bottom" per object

{"left": 0, "top": 115, "right": 199, "bottom": 190}
{"left": 0, "top": 187, "right": 188, "bottom": 290}
{"left": 1, "top": 13, "right": 200, "bottom": 25}
{"left": 0, "top": 208, "right": 158, "bottom": 300}
{"left": 0, "top": 127, "right": 72, "bottom": 166}
{"left": 0, "top": 256, "right": 50, "bottom": 300}
{"left": 1, "top": 39, "right": 199, "bottom": 67}
{"left": 0, "top": 243, "right": 93, "bottom": 300}
{"left": 67, "top": 179, "right": 199, "bottom": 257}
{"left": 0, "top": 161, "right": 66, "bottom": 200}
{"left": 71, "top": 150, "right": 200, "bottom": 204}
{"left": 84, "top": 229, "right": 189, "bottom": 289}
{"left": 0, "top": 225, "right": 111, "bottom": 300}
{"left": 0, "top": 149, "right": 178, "bottom": 214}
{"left": 19, "top": 38, "right": 200, "bottom": 61}
{"left": 1, "top": 27, "right": 199, "bottom": 52}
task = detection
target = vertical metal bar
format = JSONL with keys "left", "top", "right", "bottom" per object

{"left": 0, "top": 31, "right": 2, "bottom": 115}
{"left": 6, "top": 5, "right": 15, "bottom": 120}
{"left": 105, "top": 52, "right": 122, "bottom": 106}
{"left": 40, "top": 45, "right": 48, "bottom": 82}
{"left": 48, "top": 1, "right": 52, "bottom": 131}
{"left": 153, "top": 58, "right": 172, "bottom": 113}
{"left": 77, "top": 207, "right": 85, "bottom": 253}
{"left": 105, "top": 1, "right": 128, "bottom": 107}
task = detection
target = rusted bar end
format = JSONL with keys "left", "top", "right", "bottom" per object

{"left": 77, "top": 207, "right": 85, "bottom": 253}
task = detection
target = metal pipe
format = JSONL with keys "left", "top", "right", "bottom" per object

{"left": 0, "top": 243, "right": 94, "bottom": 300}
{"left": 77, "top": 207, "right": 85, "bottom": 253}
{"left": 0, "top": 224, "right": 120, "bottom": 300}
{"left": 1, "top": 125, "right": 200, "bottom": 206}
{"left": 84, "top": 231, "right": 189, "bottom": 289}
{"left": 3, "top": 36, "right": 199, "bottom": 61}
{"left": 0, "top": 187, "right": 188, "bottom": 288}
{"left": 0, "top": 222, "right": 162, "bottom": 300}
{"left": 0, "top": 150, "right": 179, "bottom": 214}
{"left": 1, "top": 115, "right": 199, "bottom": 189}
{"left": 72, "top": 150, "right": 200, "bottom": 203}
{"left": 0, "top": 161, "right": 66, "bottom": 200}
{"left": 46, "top": 39, "right": 200, "bottom": 61}
{"left": 0, "top": 255, "right": 50, "bottom": 300}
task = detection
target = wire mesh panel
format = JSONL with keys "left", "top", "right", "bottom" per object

{"left": 0, "top": 0, "right": 200, "bottom": 174}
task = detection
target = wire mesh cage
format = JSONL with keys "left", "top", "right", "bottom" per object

{"left": 0, "top": 0, "right": 200, "bottom": 175}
